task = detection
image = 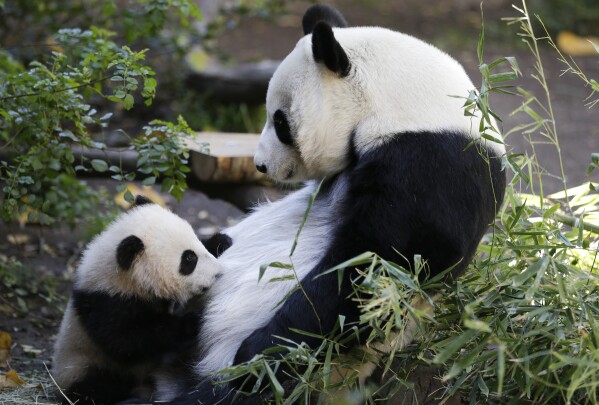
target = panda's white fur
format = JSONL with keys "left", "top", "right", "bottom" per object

{"left": 255, "top": 26, "right": 504, "bottom": 183}
{"left": 197, "top": 180, "right": 338, "bottom": 375}
{"left": 165, "top": 5, "right": 506, "bottom": 403}
{"left": 52, "top": 201, "right": 223, "bottom": 404}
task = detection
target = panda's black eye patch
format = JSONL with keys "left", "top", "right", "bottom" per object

{"left": 273, "top": 110, "right": 293, "bottom": 146}
{"left": 179, "top": 250, "right": 198, "bottom": 276}
{"left": 116, "top": 235, "right": 144, "bottom": 271}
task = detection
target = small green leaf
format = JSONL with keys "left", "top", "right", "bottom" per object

{"left": 435, "top": 329, "right": 478, "bottom": 365}
{"left": 114, "top": 89, "right": 126, "bottom": 99}
{"left": 124, "top": 190, "right": 134, "bottom": 202}
{"left": 90, "top": 159, "right": 108, "bottom": 172}
{"left": 463, "top": 319, "right": 492, "bottom": 333}
{"left": 264, "top": 363, "right": 284, "bottom": 402}
{"left": 497, "top": 343, "right": 505, "bottom": 396}
{"left": 142, "top": 176, "right": 156, "bottom": 186}
{"left": 123, "top": 94, "right": 134, "bottom": 110}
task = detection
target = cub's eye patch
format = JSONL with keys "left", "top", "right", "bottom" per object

{"left": 273, "top": 109, "right": 293, "bottom": 146}
{"left": 179, "top": 250, "right": 198, "bottom": 275}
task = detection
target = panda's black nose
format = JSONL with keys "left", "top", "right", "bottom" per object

{"left": 256, "top": 164, "right": 267, "bottom": 174}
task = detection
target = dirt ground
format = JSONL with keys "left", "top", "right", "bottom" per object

{"left": 1, "top": 0, "right": 599, "bottom": 403}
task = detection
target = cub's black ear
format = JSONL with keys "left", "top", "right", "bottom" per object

{"left": 302, "top": 4, "right": 348, "bottom": 35}
{"left": 201, "top": 233, "right": 233, "bottom": 258}
{"left": 116, "top": 235, "right": 144, "bottom": 271}
{"left": 133, "top": 195, "right": 153, "bottom": 206}
{"left": 312, "top": 21, "right": 350, "bottom": 77}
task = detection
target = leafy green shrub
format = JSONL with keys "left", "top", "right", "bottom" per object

{"left": 0, "top": 256, "right": 62, "bottom": 313}
{"left": 0, "top": 2, "right": 202, "bottom": 226}
{"left": 0, "top": 36, "right": 157, "bottom": 225}
{"left": 132, "top": 116, "right": 202, "bottom": 201}
{"left": 0, "top": 0, "right": 288, "bottom": 227}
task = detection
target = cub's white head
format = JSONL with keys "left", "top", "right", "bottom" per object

{"left": 75, "top": 196, "right": 223, "bottom": 305}
{"left": 254, "top": 4, "right": 501, "bottom": 183}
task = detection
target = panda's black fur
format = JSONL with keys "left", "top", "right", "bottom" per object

{"left": 150, "top": 4, "right": 506, "bottom": 404}
{"left": 52, "top": 196, "right": 231, "bottom": 404}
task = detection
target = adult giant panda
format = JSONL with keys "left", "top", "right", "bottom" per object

{"left": 52, "top": 196, "right": 231, "bottom": 404}
{"left": 169, "top": 4, "right": 506, "bottom": 403}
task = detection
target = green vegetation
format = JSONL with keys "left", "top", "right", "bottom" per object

{"left": 0, "top": 1, "right": 199, "bottom": 226}
{"left": 0, "top": 0, "right": 277, "bottom": 227}
{"left": 0, "top": 256, "right": 62, "bottom": 314}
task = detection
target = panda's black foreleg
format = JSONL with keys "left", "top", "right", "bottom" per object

{"left": 233, "top": 195, "right": 395, "bottom": 369}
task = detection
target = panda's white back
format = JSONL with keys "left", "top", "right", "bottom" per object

{"left": 197, "top": 179, "right": 348, "bottom": 374}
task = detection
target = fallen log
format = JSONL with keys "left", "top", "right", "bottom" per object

{"left": 68, "top": 132, "right": 266, "bottom": 184}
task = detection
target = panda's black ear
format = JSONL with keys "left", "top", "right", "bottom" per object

{"left": 133, "top": 195, "right": 153, "bottom": 206}
{"left": 311, "top": 21, "right": 350, "bottom": 77}
{"left": 302, "top": 4, "right": 348, "bottom": 35}
{"left": 116, "top": 235, "right": 144, "bottom": 271}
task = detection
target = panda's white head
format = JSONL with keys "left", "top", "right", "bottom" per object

{"left": 74, "top": 197, "right": 222, "bottom": 305}
{"left": 254, "top": 4, "right": 503, "bottom": 183}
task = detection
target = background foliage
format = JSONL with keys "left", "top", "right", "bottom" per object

{"left": 0, "top": 0, "right": 280, "bottom": 227}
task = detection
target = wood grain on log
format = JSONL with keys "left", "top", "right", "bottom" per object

{"left": 184, "top": 132, "right": 267, "bottom": 183}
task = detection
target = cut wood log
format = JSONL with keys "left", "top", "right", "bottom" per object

{"left": 184, "top": 132, "right": 267, "bottom": 183}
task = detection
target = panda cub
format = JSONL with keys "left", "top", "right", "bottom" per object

{"left": 52, "top": 196, "right": 231, "bottom": 405}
